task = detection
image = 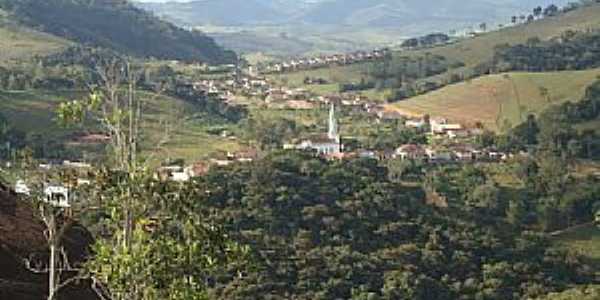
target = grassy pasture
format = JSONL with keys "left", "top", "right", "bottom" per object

{"left": 388, "top": 70, "right": 600, "bottom": 131}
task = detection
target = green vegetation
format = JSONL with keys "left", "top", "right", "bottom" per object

{"left": 492, "top": 30, "right": 600, "bottom": 72}
{"left": 271, "top": 2, "right": 600, "bottom": 102}
{"left": 191, "top": 151, "right": 598, "bottom": 299}
{"left": 0, "top": 9, "right": 70, "bottom": 66}
{"left": 389, "top": 70, "right": 600, "bottom": 131}
{"left": 541, "top": 286, "right": 600, "bottom": 300}
{"left": 554, "top": 224, "right": 600, "bottom": 267}
{"left": 0, "top": 0, "right": 235, "bottom": 64}
{"left": 414, "top": 3, "right": 600, "bottom": 67}
{"left": 0, "top": 89, "right": 243, "bottom": 163}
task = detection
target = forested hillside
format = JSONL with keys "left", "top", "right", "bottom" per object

{"left": 0, "top": 0, "right": 235, "bottom": 64}
{"left": 190, "top": 151, "right": 599, "bottom": 299}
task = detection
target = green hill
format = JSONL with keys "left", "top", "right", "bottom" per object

{"left": 388, "top": 69, "right": 600, "bottom": 131}
{"left": 0, "top": 0, "right": 235, "bottom": 64}
{"left": 0, "top": 89, "right": 241, "bottom": 163}
{"left": 271, "top": 2, "right": 600, "bottom": 97}
{"left": 0, "top": 9, "right": 70, "bottom": 66}
{"left": 397, "top": 2, "right": 600, "bottom": 71}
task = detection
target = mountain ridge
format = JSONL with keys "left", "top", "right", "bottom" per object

{"left": 139, "top": 0, "right": 575, "bottom": 28}
{"left": 0, "top": 0, "right": 235, "bottom": 64}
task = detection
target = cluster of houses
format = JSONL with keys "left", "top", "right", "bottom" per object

{"left": 155, "top": 148, "right": 259, "bottom": 183}
{"left": 264, "top": 87, "right": 384, "bottom": 112}
{"left": 12, "top": 160, "right": 94, "bottom": 208}
{"left": 262, "top": 48, "right": 390, "bottom": 74}
{"left": 278, "top": 103, "right": 512, "bottom": 165}
{"left": 393, "top": 143, "right": 508, "bottom": 163}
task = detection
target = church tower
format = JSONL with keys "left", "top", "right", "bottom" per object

{"left": 328, "top": 103, "right": 339, "bottom": 142}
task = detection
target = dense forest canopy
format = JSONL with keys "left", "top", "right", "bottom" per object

{"left": 189, "top": 151, "right": 598, "bottom": 299}
{"left": 491, "top": 29, "right": 600, "bottom": 72}
{"left": 0, "top": 0, "right": 236, "bottom": 64}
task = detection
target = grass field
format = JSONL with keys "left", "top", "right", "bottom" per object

{"left": 387, "top": 70, "right": 600, "bottom": 131}
{"left": 0, "top": 10, "right": 70, "bottom": 66}
{"left": 0, "top": 90, "right": 242, "bottom": 164}
{"left": 405, "top": 4, "right": 600, "bottom": 68}
{"left": 553, "top": 224, "right": 600, "bottom": 268}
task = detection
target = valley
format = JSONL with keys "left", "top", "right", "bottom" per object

{"left": 1, "top": 0, "right": 600, "bottom": 299}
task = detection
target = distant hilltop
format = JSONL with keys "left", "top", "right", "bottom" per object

{"left": 0, "top": 0, "right": 236, "bottom": 64}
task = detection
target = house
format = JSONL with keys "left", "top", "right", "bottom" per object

{"left": 228, "top": 148, "right": 259, "bottom": 162}
{"left": 171, "top": 172, "right": 190, "bottom": 182}
{"left": 14, "top": 180, "right": 30, "bottom": 196}
{"left": 266, "top": 89, "right": 288, "bottom": 103}
{"left": 394, "top": 144, "right": 427, "bottom": 160}
{"left": 44, "top": 185, "right": 70, "bottom": 208}
{"left": 421, "top": 147, "right": 455, "bottom": 163}
{"left": 63, "top": 161, "right": 92, "bottom": 169}
{"left": 446, "top": 129, "right": 471, "bottom": 139}
{"left": 451, "top": 146, "right": 477, "bottom": 161}
{"left": 155, "top": 166, "right": 191, "bottom": 182}
{"left": 405, "top": 118, "right": 427, "bottom": 129}
{"left": 357, "top": 150, "right": 378, "bottom": 159}
{"left": 431, "top": 118, "right": 463, "bottom": 135}
{"left": 212, "top": 159, "right": 234, "bottom": 167}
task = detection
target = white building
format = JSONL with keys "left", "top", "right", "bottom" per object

{"left": 405, "top": 119, "right": 426, "bottom": 129}
{"left": 285, "top": 103, "right": 342, "bottom": 156}
{"left": 15, "top": 180, "right": 31, "bottom": 196}
{"left": 431, "top": 118, "right": 463, "bottom": 135}
{"left": 44, "top": 185, "right": 70, "bottom": 208}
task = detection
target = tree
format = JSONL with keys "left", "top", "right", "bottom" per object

{"left": 511, "top": 114, "right": 539, "bottom": 146}
{"left": 480, "top": 22, "right": 487, "bottom": 32}
{"left": 544, "top": 4, "right": 559, "bottom": 17}
{"left": 506, "top": 197, "right": 528, "bottom": 226}
{"left": 57, "top": 59, "right": 249, "bottom": 299}
{"left": 533, "top": 6, "right": 543, "bottom": 18}
{"left": 469, "top": 183, "right": 504, "bottom": 216}
{"left": 539, "top": 86, "right": 550, "bottom": 102}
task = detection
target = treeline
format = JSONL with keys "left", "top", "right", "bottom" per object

{"left": 0, "top": 0, "right": 235, "bottom": 64}
{"left": 401, "top": 33, "right": 451, "bottom": 49}
{"left": 362, "top": 54, "right": 459, "bottom": 101}
{"left": 169, "top": 86, "right": 248, "bottom": 124}
{"left": 501, "top": 79, "right": 600, "bottom": 159}
{"left": 449, "top": 80, "right": 600, "bottom": 234}
{"left": 0, "top": 63, "right": 93, "bottom": 91}
{"left": 187, "top": 151, "right": 596, "bottom": 299}
{"left": 0, "top": 112, "right": 75, "bottom": 160}
{"left": 0, "top": 46, "right": 156, "bottom": 90}
{"left": 491, "top": 30, "right": 600, "bottom": 72}
{"left": 339, "top": 79, "right": 376, "bottom": 93}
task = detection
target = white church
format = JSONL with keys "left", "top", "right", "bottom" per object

{"left": 284, "top": 103, "right": 342, "bottom": 156}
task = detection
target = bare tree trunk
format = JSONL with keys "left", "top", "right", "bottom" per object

{"left": 47, "top": 212, "right": 57, "bottom": 300}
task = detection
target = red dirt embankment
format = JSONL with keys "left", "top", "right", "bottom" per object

{"left": 0, "top": 183, "right": 100, "bottom": 300}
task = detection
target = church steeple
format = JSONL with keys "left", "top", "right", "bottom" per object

{"left": 328, "top": 102, "right": 339, "bottom": 141}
